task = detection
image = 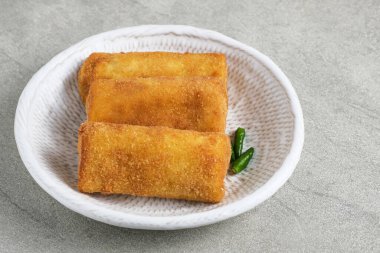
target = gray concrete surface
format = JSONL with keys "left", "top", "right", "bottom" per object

{"left": 0, "top": 0, "right": 379, "bottom": 252}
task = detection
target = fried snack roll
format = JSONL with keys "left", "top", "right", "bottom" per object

{"left": 78, "top": 122, "right": 231, "bottom": 203}
{"left": 78, "top": 52, "right": 227, "bottom": 103}
{"left": 86, "top": 77, "right": 227, "bottom": 132}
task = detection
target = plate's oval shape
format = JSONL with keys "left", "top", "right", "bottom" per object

{"left": 14, "top": 25, "right": 304, "bottom": 230}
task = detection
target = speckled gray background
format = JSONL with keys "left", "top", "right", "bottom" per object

{"left": 1, "top": 0, "right": 379, "bottom": 252}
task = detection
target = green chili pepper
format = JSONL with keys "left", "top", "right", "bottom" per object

{"left": 234, "top": 127, "right": 245, "bottom": 158}
{"left": 230, "top": 142, "right": 235, "bottom": 163}
{"left": 231, "top": 147, "right": 254, "bottom": 174}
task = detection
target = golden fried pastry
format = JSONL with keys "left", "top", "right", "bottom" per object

{"left": 78, "top": 52, "right": 227, "bottom": 103}
{"left": 86, "top": 77, "right": 227, "bottom": 132}
{"left": 78, "top": 122, "right": 231, "bottom": 203}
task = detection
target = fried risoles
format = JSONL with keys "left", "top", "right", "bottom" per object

{"left": 78, "top": 52, "right": 227, "bottom": 103}
{"left": 78, "top": 122, "right": 231, "bottom": 203}
{"left": 86, "top": 77, "right": 227, "bottom": 132}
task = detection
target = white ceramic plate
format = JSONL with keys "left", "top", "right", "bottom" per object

{"left": 14, "top": 25, "right": 304, "bottom": 230}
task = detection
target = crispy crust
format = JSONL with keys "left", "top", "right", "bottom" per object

{"left": 77, "top": 52, "right": 227, "bottom": 104}
{"left": 86, "top": 77, "right": 228, "bottom": 132}
{"left": 77, "top": 122, "right": 231, "bottom": 203}
{"left": 78, "top": 53, "right": 109, "bottom": 103}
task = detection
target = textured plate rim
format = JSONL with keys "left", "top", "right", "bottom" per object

{"left": 14, "top": 25, "right": 304, "bottom": 230}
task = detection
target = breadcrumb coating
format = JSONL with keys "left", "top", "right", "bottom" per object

{"left": 78, "top": 122, "right": 231, "bottom": 203}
